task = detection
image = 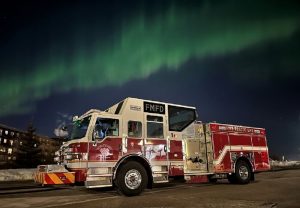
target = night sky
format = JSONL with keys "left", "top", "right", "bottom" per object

{"left": 0, "top": 0, "right": 300, "bottom": 159}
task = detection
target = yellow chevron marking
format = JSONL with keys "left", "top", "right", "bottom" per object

{"left": 40, "top": 173, "right": 43, "bottom": 184}
{"left": 64, "top": 173, "right": 75, "bottom": 183}
{"left": 48, "top": 173, "right": 63, "bottom": 184}
{"left": 37, "top": 172, "right": 42, "bottom": 184}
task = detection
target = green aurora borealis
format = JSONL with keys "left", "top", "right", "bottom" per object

{"left": 1, "top": 1, "right": 300, "bottom": 116}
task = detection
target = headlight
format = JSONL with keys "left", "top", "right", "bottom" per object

{"left": 65, "top": 153, "right": 82, "bottom": 160}
{"left": 65, "top": 148, "right": 74, "bottom": 153}
{"left": 65, "top": 154, "right": 73, "bottom": 160}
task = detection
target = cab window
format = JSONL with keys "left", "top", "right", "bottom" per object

{"left": 128, "top": 121, "right": 142, "bottom": 138}
{"left": 95, "top": 118, "right": 119, "bottom": 139}
{"left": 168, "top": 106, "right": 196, "bottom": 131}
{"left": 147, "top": 115, "right": 163, "bottom": 138}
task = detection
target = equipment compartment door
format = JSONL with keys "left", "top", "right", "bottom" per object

{"left": 184, "top": 123, "right": 208, "bottom": 173}
{"left": 252, "top": 135, "right": 270, "bottom": 171}
{"left": 212, "top": 132, "right": 231, "bottom": 172}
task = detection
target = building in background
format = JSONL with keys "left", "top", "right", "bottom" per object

{"left": 0, "top": 123, "right": 63, "bottom": 169}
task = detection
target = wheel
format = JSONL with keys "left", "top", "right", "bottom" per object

{"left": 234, "top": 160, "right": 251, "bottom": 184}
{"left": 116, "top": 161, "right": 148, "bottom": 196}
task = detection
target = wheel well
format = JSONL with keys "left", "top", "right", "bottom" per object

{"left": 114, "top": 155, "right": 153, "bottom": 189}
{"left": 235, "top": 157, "right": 253, "bottom": 174}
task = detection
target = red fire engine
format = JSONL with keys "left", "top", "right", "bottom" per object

{"left": 34, "top": 98, "right": 270, "bottom": 196}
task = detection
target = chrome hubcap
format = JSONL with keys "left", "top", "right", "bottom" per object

{"left": 125, "top": 169, "right": 142, "bottom": 190}
{"left": 239, "top": 166, "right": 249, "bottom": 180}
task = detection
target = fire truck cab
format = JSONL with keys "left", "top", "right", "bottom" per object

{"left": 34, "top": 97, "right": 270, "bottom": 196}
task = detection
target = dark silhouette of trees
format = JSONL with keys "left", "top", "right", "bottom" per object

{"left": 16, "top": 123, "right": 41, "bottom": 168}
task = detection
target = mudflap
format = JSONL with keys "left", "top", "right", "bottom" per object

{"left": 184, "top": 175, "right": 209, "bottom": 183}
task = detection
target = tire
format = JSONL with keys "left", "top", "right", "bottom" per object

{"left": 116, "top": 161, "right": 148, "bottom": 196}
{"left": 234, "top": 160, "right": 251, "bottom": 184}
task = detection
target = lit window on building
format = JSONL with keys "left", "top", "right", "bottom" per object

{"left": 4, "top": 139, "right": 7, "bottom": 143}
{"left": 8, "top": 156, "right": 11, "bottom": 160}
{"left": 5, "top": 130, "right": 8, "bottom": 135}
{"left": 34, "top": 143, "right": 37, "bottom": 148}
{"left": 0, "top": 155, "right": 5, "bottom": 161}
{"left": 10, "top": 140, "right": 13, "bottom": 146}
{"left": 8, "top": 148, "right": 12, "bottom": 154}
{"left": 0, "top": 147, "right": 6, "bottom": 152}
{"left": 11, "top": 131, "right": 14, "bottom": 136}
{"left": 20, "top": 141, "right": 23, "bottom": 146}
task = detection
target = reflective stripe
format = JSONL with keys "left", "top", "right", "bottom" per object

{"left": 213, "top": 145, "right": 268, "bottom": 165}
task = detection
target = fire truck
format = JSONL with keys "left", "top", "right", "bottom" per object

{"left": 34, "top": 97, "right": 270, "bottom": 196}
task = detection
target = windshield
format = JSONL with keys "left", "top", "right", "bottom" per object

{"left": 69, "top": 116, "right": 91, "bottom": 140}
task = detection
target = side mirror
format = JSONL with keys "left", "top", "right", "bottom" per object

{"left": 92, "top": 128, "right": 97, "bottom": 142}
{"left": 72, "top": 116, "right": 79, "bottom": 122}
{"left": 56, "top": 126, "right": 69, "bottom": 138}
{"left": 61, "top": 126, "right": 68, "bottom": 131}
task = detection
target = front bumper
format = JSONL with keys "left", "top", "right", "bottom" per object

{"left": 34, "top": 164, "right": 75, "bottom": 185}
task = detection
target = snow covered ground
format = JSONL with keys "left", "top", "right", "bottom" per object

{"left": 0, "top": 168, "right": 35, "bottom": 181}
{"left": 270, "top": 160, "right": 300, "bottom": 167}
{"left": 270, "top": 160, "right": 300, "bottom": 169}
